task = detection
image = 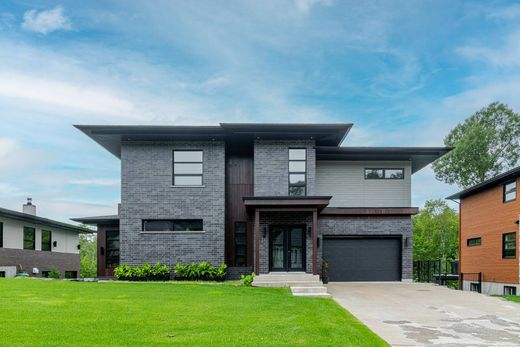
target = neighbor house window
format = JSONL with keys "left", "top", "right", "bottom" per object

{"left": 105, "top": 230, "right": 120, "bottom": 269}
{"left": 235, "top": 222, "right": 247, "bottom": 266}
{"left": 0, "top": 271, "right": 5, "bottom": 278}
{"left": 173, "top": 150, "right": 203, "bottom": 186}
{"left": 64, "top": 271, "right": 78, "bottom": 279}
{"left": 365, "top": 168, "right": 404, "bottom": 179}
{"left": 504, "top": 180, "right": 516, "bottom": 203}
{"left": 41, "top": 230, "right": 52, "bottom": 252}
{"left": 467, "top": 237, "right": 481, "bottom": 247}
{"left": 23, "top": 227, "right": 35, "bottom": 250}
{"left": 41, "top": 271, "right": 50, "bottom": 278}
{"left": 142, "top": 219, "right": 203, "bottom": 232}
{"left": 470, "top": 283, "right": 480, "bottom": 292}
{"left": 289, "top": 148, "right": 306, "bottom": 196}
{"left": 504, "top": 286, "right": 517, "bottom": 296}
{"left": 503, "top": 232, "right": 516, "bottom": 259}
{"left": 0, "top": 222, "right": 3, "bottom": 248}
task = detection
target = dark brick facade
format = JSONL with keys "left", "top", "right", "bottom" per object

{"left": 0, "top": 248, "right": 79, "bottom": 278}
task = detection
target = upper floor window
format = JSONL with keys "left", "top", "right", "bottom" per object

{"left": 41, "top": 230, "right": 52, "bottom": 252}
{"left": 503, "top": 232, "right": 516, "bottom": 259}
{"left": 365, "top": 168, "right": 404, "bottom": 180}
{"left": 503, "top": 180, "right": 516, "bottom": 203}
{"left": 0, "top": 222, "right": 3, "bottom": 248}
{"left": 289, "top": 148, "right": 306, "bottom": 196}
{"left": 173, "top": 150, "right": 203, "bottom": 186}
{"left": 23, "top": 227, "right": 35, "bottom": 250}
{"left": 142, "top": 219, "right": 203, "bottom": 232}
{"left": 467, "top": 237, "right": 481, "bottom": 247}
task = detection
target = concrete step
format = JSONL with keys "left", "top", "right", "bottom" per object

{"left": 252, "top": 273, "right": 323, "bottom": 288}
{"left": 291, "top": 286, "right": 328, "bottom": 294}
{"left": 292, "top": 292, "right": 332, "bottom": 298}
{"left": 253, "top": 281, "right": 322, "bottom": 288}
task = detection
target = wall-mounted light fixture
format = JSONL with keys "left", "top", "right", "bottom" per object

{"left": 404, "top": 237, "right": 410, "bottom": 247}
{"left": 77, "top": 244, "right": 81, "bottom": 250}
{"left": 317, "top": 237, "right": 320, "bottom": 248}
{"left": 53, "top": 241, "right": 57, "bottom": 248}
{"left": 307, "top": 226, "right": 312, "bottom": 237}
{"left": 262, "top": 226, "right": 267, "bottom": 238}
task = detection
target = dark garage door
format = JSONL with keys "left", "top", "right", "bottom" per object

{"left": 323, "top": 237, "right": 401, "bottom": 281}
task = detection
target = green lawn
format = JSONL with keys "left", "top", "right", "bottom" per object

{"left": 0, "top": 279, "right": 387, "bottom": 346}
{"left": 502, "top": 295, "right": 520, "bottom": 303}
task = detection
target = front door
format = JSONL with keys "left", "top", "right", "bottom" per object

{"left": 269, "top": 225, "right": 306, "bottom": 271}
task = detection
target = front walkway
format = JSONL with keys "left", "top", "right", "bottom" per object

{"left": 327, "top": 282, "right": 520, "bottom": 346}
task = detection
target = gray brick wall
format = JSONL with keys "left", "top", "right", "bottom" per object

{"left": 254, "top": 140, "right": 316, "bottom": 196}
{"left": 120, "top": 141, "right": 225, "bottom": 269}
{"left": 318, "top": 215, "right": 413, "bottom": 280}
{"left": 0, "top": 248, "right": 79, "bottom": 277}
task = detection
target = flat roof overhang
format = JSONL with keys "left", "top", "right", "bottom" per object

{"left": 320, "top": 207, "right": 419, "bottom": 216}
{"left": 71, "top": 215, "right": 119, "bottom": 226}
{"left": 315, "top": 146, "right": 452, "bottom": 174}
{"left": 242, "top": 196, "right": 332, "bottom": 211}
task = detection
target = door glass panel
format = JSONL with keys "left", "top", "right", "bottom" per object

{"left": 271, "top": 227, "right": 285, "bottom": 270}
{"left": 290, "top": 227, "right": 304, "bottom": 270}
{"left": 106, "top": 231, "right": 120, "bottom": 268}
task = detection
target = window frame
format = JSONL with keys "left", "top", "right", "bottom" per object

{"left": 364, "top": 168, "right": 405, "bottom": 180}
{"left": 502, "top": 232, "right": 516, "bottom": 259}
{"left": 0, "top": 222, "right": 3, "bottom": 248}
{"left": 288, "top": 148, "right": 307, "bottom": 196}
{"left": 467, "top": 237, "right": 481, "bottom": 247}
{"left": 503, "top": 180, "right": 517, "bottom": 203}
{"left": 504, "top": 286, "right": 517, "bottom": 296}
{"left": 41, "top": 230, "right": 52, "bottom": 252}
{"left": 23, "top": 227, "right": 35, "bottom": 250}
{"left": 142, "top": 219, "right": 204, "bottom": 232}
{"left": 234, "top": 221, "right": 247, "bottom": 267}
{"left": 172, "top": 150, "right": 204, "bottom": 187}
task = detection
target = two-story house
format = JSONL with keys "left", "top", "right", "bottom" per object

{"left": 73, "top": 123, "right": 449, "bottom": 282}
{"left": 447, "top": 166, "right": 519, "bottom": 295}
{"left": 0, "top": 199, "right": 87, "bottom": 278}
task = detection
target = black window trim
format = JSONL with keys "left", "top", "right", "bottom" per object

{"left": 41, "top": 230, "right": 52, "bottom": 252}
{"left": 142, "top": 219, "right": 204, "bottom": 233}
{"left": 288, "top": 148, "right": 307, "bottom": 196}
{"left": 502, "top": 232, "right": 516, "bottom": 259}
{"left": 467, "top": 237, "right": 481, "bottom": 247}
{"left": 234, "top": 221, "right": 247, "bottom": 267}
{"left": 503, "top": 180, "right": 517, "bottom": 203}
{"left": 0, "top": 222, "right": 3, "bottom": 248}
{"left": 364, "top": 168, "right": 405, "bottom": 180}
{"left": 172, "top": 149, "right": 204, "bottom": 187}
{"left": 504, "top": 286, "right": 517, "bottom": 296}
{"left": 23, "top": 226, "right": 35, "bottom": 250}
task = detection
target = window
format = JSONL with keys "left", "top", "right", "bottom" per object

{"left": 23, "top": 227, "right": 35, "bottom": 250}
{"left": 142, "top": 219, "right": 203, "bottom": 232}
{"left": 504, "top": 180, "right": 516, "bottom": 203}
{"left": 0, "top": 222, "right": 3, "bottom": 248}
{"left": 41, "top": 230, "right": 52, "bottom": 252}
{"left": 65, "top": 271, "right": 78, "bottom": 279}
{"left": 503, "top": 232, "right": 516, "bottom": 259}
{"left": 106, "top": 230, "right": 120, "bottom": 269}
{"left": 235, "top": 222, "right": 247, "bottom": 266}
{"left": 467, "top": 237, "right": 481, "bottom": 247}
{"left": 0, "top": 271, "right": 5, "bottom": 278}
{"left": 365, "top": 168, "right": 404, "bottom": 179}
{"left": 289, "top": 148, "right": 306, "bottom": 196}
{"left": 41, "top": 271, "right": 50, "bottom": 278}
{"left": 470, "top": 283, "right": 480, "bottom": 292}
{"left": 173, "top": 150, "right": 203, "bottom": 186}
{"left": 504, "top": 286, "right": 517, "bottom": 296}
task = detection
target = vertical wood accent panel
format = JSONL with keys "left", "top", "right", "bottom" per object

{"left": 312, "top": 209, "right": 318, "bottom": 275}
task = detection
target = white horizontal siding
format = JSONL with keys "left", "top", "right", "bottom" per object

{"left": 315, "top": 161, "right": 412, "bottom": 207}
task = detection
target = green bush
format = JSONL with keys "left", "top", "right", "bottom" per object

{"left": 48, "top": 267, "right": 61, "bottom": 279}
{"left": 114, "top": 263, "right": 170, "bottom": 281}
{"left": 241, "top": 272, "right": 255, "bottom": 286}
{"left": 174, "top": 262, "right": 227, "bottom": 281}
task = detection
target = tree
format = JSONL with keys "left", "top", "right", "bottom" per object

{"left": 413, "top": 199, "right": 458, "bottom": 261}
{"left": 433, "top": 102, "right": 520, "bottom": 188}
{"left": 80, "top": 233, "right": 97, "bottom": 278}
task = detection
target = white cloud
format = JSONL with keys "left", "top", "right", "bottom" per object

{"left": 69, "top": 179, "right": 120, "bottom": 186}
{"left": 457, "top": 31, "right": 520, "bottom": 67}
{"left": 294, "top": 0, "right": 333, "bottom": 15}
{"left": 486, "top": 4, "right": 520, "bottom": 20}
{"left": 21, "top": 6, "right": 72, "bottom": 34}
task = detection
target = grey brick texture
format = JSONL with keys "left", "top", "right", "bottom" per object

{"left": 254, "top": 140, "right": 316, "bottom": 196}
{"left": 0, "top": 248, "right": 79, "bottom": 277}
{"left": 318, "top": 216, "right": 413, "bottom": 280}
{"left": 120, "top": 141, "right": 225, "bottom": 269}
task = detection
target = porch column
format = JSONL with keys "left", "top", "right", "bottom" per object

{"left": 254, "top": 208, "right": 260, "bottom": 274}
{"left": 312, "top": 209, "right": 318, "bottom": 275}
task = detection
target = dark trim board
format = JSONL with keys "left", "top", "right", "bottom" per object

{"left": 321, "top": 207, "right": 419, "bottom": 216}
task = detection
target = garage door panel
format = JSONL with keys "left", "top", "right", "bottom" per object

{"left": 323, "top": 237, "right": 401, "bottom": 281}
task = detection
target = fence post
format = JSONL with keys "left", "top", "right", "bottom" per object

{"left": 478, "top": 272, "right": 482, "bottom": 293}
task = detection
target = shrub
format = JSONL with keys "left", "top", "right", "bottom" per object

{"left": 241, "top": 272, "right": 255, "bottom": 287}
{"left": 114, "top": 263, "right": 170, "bottom": 281}
{"left": 174, "top": 262, "right": 227, "bottom": 281}
{"left": 48, "top": 267, "right": 61, "bottom": 279}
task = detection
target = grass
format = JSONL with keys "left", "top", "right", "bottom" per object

{"left": 501, "top": 295, "right": 520, "bottom": 303}
{"left": 0, "top": 279, "right": 387, "bottom": 347}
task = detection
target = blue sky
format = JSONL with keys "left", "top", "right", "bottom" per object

{"left": 1, "top": 0, "right": 520, "bottom": 222}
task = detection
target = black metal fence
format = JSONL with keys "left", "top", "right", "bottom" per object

{"left": 413, "top": 259, "right": 459, "bottom": 286}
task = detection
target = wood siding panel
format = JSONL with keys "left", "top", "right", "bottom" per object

{"left": 460, "top": 177, "right": 520, "bottom": 284}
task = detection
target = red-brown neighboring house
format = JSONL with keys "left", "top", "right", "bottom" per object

{"left": 447, "top": 166, "right": 520, "bottom": 296}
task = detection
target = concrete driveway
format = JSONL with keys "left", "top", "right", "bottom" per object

{"left": 327, "top": 282, "right": 520, "bottom": 346}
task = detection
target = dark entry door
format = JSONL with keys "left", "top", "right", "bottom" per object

{"left": 269, "top": 225, "right": 305, "bottom": 271}
{"left": 98, "top": 229, "right": 120, "bottom": 277}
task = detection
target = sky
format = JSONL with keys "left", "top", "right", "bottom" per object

{"left": 1, "top": 0, "right": 520, "bottom": 222}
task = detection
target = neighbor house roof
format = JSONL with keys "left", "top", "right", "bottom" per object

{"left": 315, "top": 146, "right": 452, "bottom": 173}
{"left": 0, "top": 207, "right": 91, "bottom": 233}
{"left": 71, "top": 215, "right": 119, "bottom": 225}
{"left": 446, "top": 166, "right": 520, "bottom": 200}
{"left": 74, "top": 123, "right": 353, "bottom": 158}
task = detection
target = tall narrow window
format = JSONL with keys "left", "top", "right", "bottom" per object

{"left": 504, "top": 181, "right": 516, "bottom": 203}
{"left": 289, "top": 148, "right": 306, "bottom": 196}
{"left": 503, "top": 232, "right": 516, "bottom": 259}
{"left": 173, "top": 150, "right": 203, "bottom": 186}
{"left": 41, "top": 230, "right": 52, "bottom": 252}
{"left": 23, "top": 227, "right": 35, "bottom": 250}
{"left": 235, "top": 222, "right": 247, "bottom": 266}
{"left": 106, "top": 230, "right": 120, "bottom": 268}
{"left": 0, "top": 222, "right": 3, "bottom": 248}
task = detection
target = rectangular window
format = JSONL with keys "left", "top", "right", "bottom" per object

{"left": 106, "top": 230, "right": 120, "bottom": 269}
{"left": 0, "top": 222, "right": 3, "bottom": 248}
{"left": 41, "top": 271, "right": 50, "bottom": 278}
{"left": 503, "top": 232, "right": 516, "bottom": 259}
{"left": 41, "top": 230, "right": 52, "bottom": 252}
{"left": 504, "top": 286, "right": 517, "bottom": 296}
{"left": 289, "top": 148, "right": 306, "bottom": 196}
{"left": 23, "top": 227, "right": 35, "bottom": 250}
{"left": 504, "top": 180, "right": 516, "bottom": 203}
{"left": 64, "top": 271, "right": 78, "bottom": 279}
{"left": 142, "top": 219, "right": 203, "bottom": 232}
{"left": 365, "top": 168, "right": 404, "bottom": 180}
{"left": 467, "top": 237, "right": 481, "bottom": 247}
{"left": 470, "top": 283, "right": 480, "bottom": 292}
{"left": 173, "top": 150, "right": 203, "bottom": 186}
{"left": 0, "top": 271, "right": 5, "bottom": 278}
{"left": 235, "top": 222, "right": 247, "bottom": 266}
